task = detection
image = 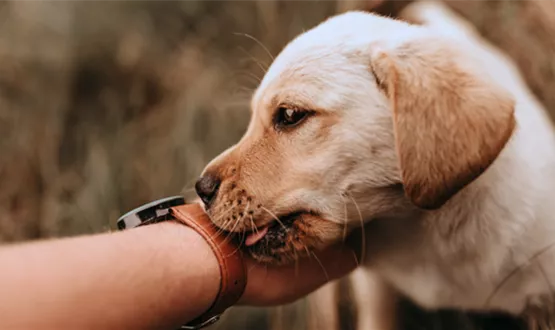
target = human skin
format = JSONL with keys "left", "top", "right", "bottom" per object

{"left": 0, "top": 220, "right": 358, "bottom": 330}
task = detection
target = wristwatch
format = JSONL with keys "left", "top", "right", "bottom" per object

{"left": 117, "top": 196, "right": 247, "bottom": 329}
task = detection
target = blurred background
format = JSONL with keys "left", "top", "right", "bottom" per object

{"left": 0, "top": 0, "right": 553, "bottom": 329}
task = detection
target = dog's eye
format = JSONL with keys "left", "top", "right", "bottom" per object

{"left": 274, "top": 107, "right": 309, "bottom": 129}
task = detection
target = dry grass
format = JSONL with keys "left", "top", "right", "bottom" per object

{"left": 0, "top": 1, "right": 347, "bottom": 328}
{"left": 0, "top": 1, "right": 553, "bottom": 329}
{"left": 0, "top": 0, "right": 344, "bottom": 242}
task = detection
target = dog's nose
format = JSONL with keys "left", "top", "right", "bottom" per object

{"left": 195, "top": 174, "right": 221, "bottom": 207}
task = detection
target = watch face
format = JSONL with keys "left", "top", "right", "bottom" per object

{"left": 117, "top": 196, "right": 186, "bottom": 230}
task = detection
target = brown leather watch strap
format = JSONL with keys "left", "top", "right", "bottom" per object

{"left": 170, "top": 204, "right": 247, "bottom": 327}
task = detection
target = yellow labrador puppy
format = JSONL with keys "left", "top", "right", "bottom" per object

{"left": 195, "top": 0, "right": 555, "bottom": 327}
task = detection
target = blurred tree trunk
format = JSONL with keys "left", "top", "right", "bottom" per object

{"left": 368, "top": 0, "right": 555, "bottom": 121}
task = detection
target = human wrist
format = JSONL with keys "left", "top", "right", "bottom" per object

{"left": 138, "top": 221, "right": 221, "bottom": 326}
{"left": 237, "top": 244, "right": 359, "bottom": 307}
{"left": 168, "top": 204, "right": 247, "bottom": 327}
{"left": 117, "top": 199, "right": 247, "bottom": 328}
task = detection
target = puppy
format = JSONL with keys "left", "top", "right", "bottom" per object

{"left": 196, "top": 0, "right": 555, "bottom": 326}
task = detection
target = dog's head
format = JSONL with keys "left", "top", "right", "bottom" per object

{"left": 195, "top": 12, "right": 515, "bottom": 264}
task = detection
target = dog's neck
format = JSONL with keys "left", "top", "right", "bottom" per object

{"left": 363, "top": 115, "right": 555, "bottom": 315}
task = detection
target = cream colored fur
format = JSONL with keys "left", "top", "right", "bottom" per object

{"left": 316, "top": 2, "right": 555, "bottom": 328}
{"left": 201, "top": 0, "right": 555, "bottom": 327}
{"left": 365, "top": 0, "right": 555, "bottom": 314}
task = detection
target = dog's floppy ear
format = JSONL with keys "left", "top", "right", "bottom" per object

{"left": 370, "top": 35, "right": 516, "bottom": 209}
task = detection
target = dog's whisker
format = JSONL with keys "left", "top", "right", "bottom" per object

{"left": 346, "top": 192, "right": 366, "bottom": 264}
{"left": 303, "top": 245, "right": 311, "bottom": 258}
{"left": 206, "top": 215, "right": 227, "bottom": 241}
{"left": 350, "top": 248, "right": 360, "bottom": 268}
{"left": 232, "top": 70, "right": 263, "bottom": 84}
{"left": 233, "top": 32, "right": 275, "bottom": 61}
{"left": 212, "top": 204, "right": 237, "bottom": 223}
{"left": 484, "top": 240, "right": 555, "bottom": 307}
{"left": 211, "top": 206, "right": 230, "bottom": 229}
{"left": 220, "top": 220, "right": 239, "bottom": 247}
{"left": 249, "top": 215, "right": 256, "bottom": 233}
{"left": 230, "top": 86, "right": 256, "bottom": 97}
{"left": 294, "top": 245, "right": 300, "bottom": 279}
{"left": 223, "top": 224, "right": 247, "bottom": 258}
{"left": 221, "top": 202, "right": 250, "bottom": 246}
{"left": 247, "top": 215, "right": 259, "bottom": 250}
{"left": 206, "top": 205, "right": 238, "bottom": 242}
{"left": 339, "top": 193, "right": 349, "bottom": 242}
{"left": 252, "top": 218, "right": 260, "bottom": 236}
{"left": 239, "top": 223, "right": 247, "bottom": 247}
{"left": 237, "top": 46, "right": 269, "bottom": 74}
{"left": 260, "top": 206, "right": 288, "bottom": 232}
{"left": 224, "top": 207, "right": 243, "bottom": 233}
{"left": 310, "top": 251, "right": 330, "bottom": 282}
{"left": 537, "top": 262, "right": 555, "bottom": 300}
{"left": 223, "top": 238, "right": 243, "bottom": 258}
{"left": 243, "top": 202, "right": 250, "bottom": 221}
{"left": 208, "top": 220, "right": 230, "bottom": 243}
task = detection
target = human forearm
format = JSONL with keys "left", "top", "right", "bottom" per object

{"left": 0, "top": 221, "right": 219, "bottom": 330}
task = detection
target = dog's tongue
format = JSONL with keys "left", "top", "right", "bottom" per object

{"left": 245, "top": 226, "right": 269, "bottom": 246}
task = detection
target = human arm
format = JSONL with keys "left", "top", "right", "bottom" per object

{"left": 0, "top": 220, "right": 357, "bottom": 329}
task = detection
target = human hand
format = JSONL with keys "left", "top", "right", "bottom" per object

{"left": 179, "top": 201, "right": 360, "bottom": 307}
{"left": 238, "top": 244, "right": 359, "bottom": 306}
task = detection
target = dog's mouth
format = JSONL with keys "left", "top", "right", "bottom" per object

{"left": 245, "top": 226, "right": 270, "bottom": 246}
{"left": 213, "top": 209, "right": 331, "bottom": 265}
{"left": 244, "top": 211, "right": 306, "bottom": 248}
